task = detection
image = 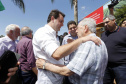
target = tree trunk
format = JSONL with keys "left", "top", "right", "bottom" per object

{"left": 74, "top": 0, "right": 78, "bottom": 24}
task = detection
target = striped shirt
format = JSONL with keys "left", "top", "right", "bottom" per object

{"left": 67, "top": 33, "right": 108, "bottom": 84}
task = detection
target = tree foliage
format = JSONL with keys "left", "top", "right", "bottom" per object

{"left": 51, "top": 0, "right": 78, "bottom": 24}
{"left": 51, "top": 0, "right": 54, "bottom": 3}
{"left": 69, "top": 0, "right": 74, "bottom": 8}
{"left": 12, "top": 0, "right": 25, "bottom": 13}
{"left": 114, "top": 4, "right": 126, "bottom": 25}
{"left": 0, "top": 35, "right": 4, "bottom": 38}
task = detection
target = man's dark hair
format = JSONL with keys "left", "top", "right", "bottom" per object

{"left": 47, "top": 9, "right": 65, "bottom": 23}
{"left": 63, "top": 32, "right": 68, "bottom": 37}
{"left": 120, "top": 19, "right": 126, "bottom": 26}
{"left": 67, "top": 20, "right": 77, "bottom": 29}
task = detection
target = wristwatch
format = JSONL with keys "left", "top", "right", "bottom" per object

{"left": 42, "top": 60, "right": 48, "bottom": 69}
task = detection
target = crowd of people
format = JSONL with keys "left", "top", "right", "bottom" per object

{"left": 0, "top": 9, "right": 126, "bottom": 84}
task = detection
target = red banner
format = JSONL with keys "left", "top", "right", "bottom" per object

{"left": 84, "top": 6, "right": 103, "bottom": 24}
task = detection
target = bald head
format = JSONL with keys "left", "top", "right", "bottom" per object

{"left": 21, "top": 26, "right": 33, "bottom": 36}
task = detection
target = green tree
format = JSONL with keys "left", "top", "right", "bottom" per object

{"left": 51, "top": 0, "right": 54, "bottom": 3}
{"left": 0, "top": 0, "right": 25, "bottom": 13}
{"left": 114, "top": 4, "right": 126, "bottom": 25}
{"left": 12, "top": 0, "right": 25, "bottom": 13}
{"left": 0, "top": 35, "right": 4, "bottom": 38}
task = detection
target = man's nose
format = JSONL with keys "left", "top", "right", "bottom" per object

{"left": 72, "top": 28, "right": 75, "bottom": 31}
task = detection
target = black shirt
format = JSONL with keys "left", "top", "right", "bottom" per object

{"left": 101, "top": 27, "right": 126, "bottom": 65}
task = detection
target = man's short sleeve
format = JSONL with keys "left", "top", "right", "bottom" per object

{"left": 43, "top": 40, "right": 59, "bottom": 57}
{"left": 36, "top": 32, "right": 59, "bottom": 58}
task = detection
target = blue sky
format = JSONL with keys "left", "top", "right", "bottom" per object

{"left": 0, "top": 0, "right": 109, "bottom": 36}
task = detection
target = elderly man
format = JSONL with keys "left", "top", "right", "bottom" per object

{"left": 0, "top": 24, "right": 20, "bottom": 83}
{"left": 16, "top": 27, "right": 37, "bottom": 84}
{"left": 102, "top": 15, "right": 126, "bottom": 84}
{"left": 33, "top": 9, "right": 101, "bottom": 84}
{"left": 36, "top": 18, "right": 108, "bottom": 84}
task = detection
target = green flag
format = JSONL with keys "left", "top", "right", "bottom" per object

{"left": 0, "top": 1, "right": 5, "bottom": 11}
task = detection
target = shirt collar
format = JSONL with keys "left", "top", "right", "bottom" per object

{"left": 68, "top": 34, "right": 71, "bottom": 37}
{"left": 106, "top": 26, "right": 120, "bottom": 33}
{"left": 5, "top": 35, "right": 18, "bottom": 43}
{"left": 45, "top": 24, "right": 57, "bottom": 36}
{"left": 21, "top": 36, "right": 32, "bottom": 39}
{"left": 88, "top": 33, "right": 96, "bottom": 37}
{"left": 105, "top": 26, "right": 120, "bottom": 35}
{"left": 68, "top": 34, "right": 78, "bottom": 38}
{"left": 113, "top": 26, "right": 120, "bottom": 32}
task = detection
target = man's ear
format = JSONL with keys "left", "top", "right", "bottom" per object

{"left": 84, "top": 25, "right": 89, "bottom": 33}
{"left": 51, "top": 16, "right": 55, "bottom": 23}
{"left": 113, "top": 19, "right": 116, "bottom": 23}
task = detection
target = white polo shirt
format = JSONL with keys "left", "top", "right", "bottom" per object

{"left": 33, "top": 24, "right": 64, "bottom": 84}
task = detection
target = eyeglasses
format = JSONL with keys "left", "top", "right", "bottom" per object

{"left": 69, "top": 27, "right": 76, "bottom": 30}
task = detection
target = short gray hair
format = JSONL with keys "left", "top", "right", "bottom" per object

{"left": 103, "top": 14, "right": 115, "bottom": 20}
{"left": 5, "top": 24, "right": 20, "bottom": 34}
{"left": 79, "top": 18, "right": 96, "bottom": 33}
{"left": 20, "top": 26, "right": 33, "bottom": 36}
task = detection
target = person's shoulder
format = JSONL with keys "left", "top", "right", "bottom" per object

{"left": 35, "top": 26, "right": 45, "bottom": 33}
{"left": 22, "top": 37, "right": 32, "bottom": 42}
{"left": 0, "top": 37, "right": 4, "bottom": 44}
{"left": 34, "top": 26, "right": 47, "bottom": 37}
{"left": 81, "top": 40, "right": 94, "bottom": 48}
{"left": 119, "top": 27, "right": 126, "bottom": 34}
{"left": 0, "top": 37, "right": 4, "bottom": 41}
{"left": 0, "top": 36, "right": 7, "bottom": 43}
{"left": 120, "top": 27, "right": 126, "bottom": 31}
{"left": 83, "top": 36, "right": 102, "bottom": 45}
{"left": 101, "top": 31, "right": 105, "bottom": 36}
{"left": 24, "top": 38, "right": 32, "bottom": 43}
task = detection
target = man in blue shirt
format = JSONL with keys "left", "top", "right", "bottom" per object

{"left": 62, "top": 20, "right": 78, "bottom": 83}
{"left": 62, "top": 21, "right": 78, "bottom": 65}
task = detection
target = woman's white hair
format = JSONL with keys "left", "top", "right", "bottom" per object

{"left": 79, "top": 18, "right": 96, "bottom": 33}
{"left": 5, "top": 24, "right": 20, "bottom": 34}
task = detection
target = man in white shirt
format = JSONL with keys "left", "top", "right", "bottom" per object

{"left": 33, "top": 10, "right": 101, "bottom": 84}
